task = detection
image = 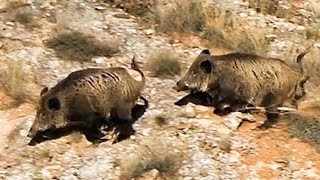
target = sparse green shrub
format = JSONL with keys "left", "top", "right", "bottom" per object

{"left": 45, "top": 31, "right": 119, "bottom": 61}
{"left": 146, "top": 50, "right": 182, "bottom": 79}
{"left": 289, "top": 113, "right": 320, "bottom": 152}
{"left": 0, "top": 59, "right": 27, "bottom": 105}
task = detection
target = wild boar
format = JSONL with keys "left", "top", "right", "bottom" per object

{"left": 28, "top": 56, "right": 146, "bottom": 145}
{"left": 175, "top": 49, "right": 309, "bottom": 127}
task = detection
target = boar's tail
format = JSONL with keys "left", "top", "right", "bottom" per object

{"left": 130, "top": 55, "right": 145, "bottom": 83}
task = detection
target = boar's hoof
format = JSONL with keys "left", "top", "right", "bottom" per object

{"left": 213, "top": 104, "right": 233, "bottom": 116}
{"left": 257, "top": 116, "right": 279, "bottom": 130}
{"left": 83, "top": 129, "right": 108, "bottom": 144}
{"left": 28, "top": 139, "right": 39, "bottom": 146}
{"left": 111, "top": 124, "right": 135, "bottom": 144}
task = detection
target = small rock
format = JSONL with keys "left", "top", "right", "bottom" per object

{"left": 181, "top": 105, "right": 196, "bottom": 118}
{"left": 289, "top": 161, "right": 301, "bottom": 171}
{"left": 239, "top": 12, "right": 248, "bottom": 18}
{"left": 145, "top": 29, "right": 154, "bottom": 35}
{"left": 195, "top": 105, "right": 209, "bottom": 113}
{"left": 5, "top": 22, "right": 15, "bottom": 26}
{"left": 130, "top": 135, "right": 136, "bottom": 140}
{"left": 296, "top": 25, "right": 306, "bottom": 31}
{"left": 113, "top": 13, "right": 131, "bottom": 19}
{"left": 19, "top": 129, "right": 28, "bottom": 137}
{"left": 95, "top": 6, "right": 106, "bottom": 11}
{"left": 248, "top": 10, "right": 256, "bottom": 16}
{"left": 314, "top": 43, "right": 320, "bottom": 48}
{"left": 222, "top": 112, "right": 255, "bottom": 130}
{"left": 91, "top": 57, "right": 105, "bottom": 64}
{"left": 265, "top": 34, "right": 278, "bottom": 41}
{"left": 305, "top": 161, "right": 313, "bottom": 169}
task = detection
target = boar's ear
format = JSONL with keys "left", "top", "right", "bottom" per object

{"left": 200, "top": 60, "right": 213, "bottom": 74}
{"left": 40, "top": 87, "right": 49, "bottom": 96}
{"left": 47, "top": 97, "right": 61, "bottom": 111}
{"left": 201, "top": 49, "right": 211, "bottom": 55}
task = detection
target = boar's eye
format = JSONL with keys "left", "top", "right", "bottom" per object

{"left": 200, "top": 60, "right": 213, "bottom": 74}
{"left": 47, "top": 97, "right": 61, "bottom": 111}
{"left": 41, "top": 113, "right": 46, "bottom": 118}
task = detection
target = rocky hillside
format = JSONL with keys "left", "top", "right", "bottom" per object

{"left": 0, "top": 0, "right": 320, "bottom": 179}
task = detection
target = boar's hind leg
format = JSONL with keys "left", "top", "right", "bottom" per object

{"left": 110, "top": 105, "right": 135, "bottom": 143}
{"left": 111, "top": 105, "right": 133, "bottom": 124}
{"left": 131, "top": 96, "right": 149, "bottom": 120}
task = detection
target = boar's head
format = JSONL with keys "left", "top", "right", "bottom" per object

{"left": 28, "top": 87, "right": 66, "bottom": 140}
{"left": 175, "top": 49, "right": 218, "bottom": 92}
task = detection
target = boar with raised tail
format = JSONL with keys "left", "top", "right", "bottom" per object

{"left": 28, "top": 56, "right": 147, "bottom": 145}
{"left": 175, "top": 49, "right": 309, "bottom": 127}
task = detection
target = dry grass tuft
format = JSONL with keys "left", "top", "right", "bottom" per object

{"left": 154, "top": 0, "right": 205, "bottom": 33}
{"left": 246, "top": 0, "right": 279, "bottom": 15}
{"left": 105, "top": 0, "right": 270, "bottom": 55}
{"left": 306, "top": 26, "right": 320, "bottom": 41}
{"left": 104, "top": 0, "right": 155, "bottom": 16}
{"left": 234, "top": 31, "right": 268, "bottom": 56}
{"left": 154, "top": 115, "right": 168, "bottom": 127}
{"left": 0, "top": 59, "right": 27, "bottom": 105}
{"left": 202, "top": 24, "right": 233, "bottom": 50}
{"left": 146, "top": 50, "right": 182, "bottom": 79}
{"left": 218, "top": 135, "right": 232, "bottom": 153}
{"left": 45, "top": 31, "right": 119, "bottom": 61}
{"left": 3, "top": 0, "right": 40, "bottom": 29}
{"left": 119, "top": 138, "right": 183, "bottom": 179}
{"left": 69, "top": 132, "right": 84, "bottom": 143}
{"left": 234, "top": 34, "right": 257, "bottom": 54}
{"left": 288, "top": 113, "right": 320, "bottom": 152}
{"left": 6, "top": 124, "right": 22, "bottom": 144}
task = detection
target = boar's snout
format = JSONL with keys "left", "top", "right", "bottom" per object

{"left": 174, "top": 80, "right": 189, "bottom": 91}
{"left": 27, "top": 127, "right": 36, "bottom": 138}
{"left": 27, "top": 125, "right": 45, "bottom": 138}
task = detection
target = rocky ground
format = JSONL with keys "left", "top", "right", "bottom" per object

{"left": 0, "top": 0, "right": 320, "bottom": 179}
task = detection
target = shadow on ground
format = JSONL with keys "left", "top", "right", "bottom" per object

{"left": 45, "top": 31, "right": 119, "bottom": 61}
{"left": 28, "top": 96, "right": 149, "bottom": 146}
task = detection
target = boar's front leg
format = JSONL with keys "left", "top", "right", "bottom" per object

{"left": 259, "top": 93, "right": 281, "bottom": 129}
{"left": 68, "top": 114, "right": 108, "bottom": 144}
{"left": 213, "top": 97, "right": 251, "bottom": 116}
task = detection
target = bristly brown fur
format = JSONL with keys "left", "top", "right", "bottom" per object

{"left": 175, "top": 49, "right": 309, "bottom": 127}
{"left": 28, "top": 58, "right": 146, "bottom": 145}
